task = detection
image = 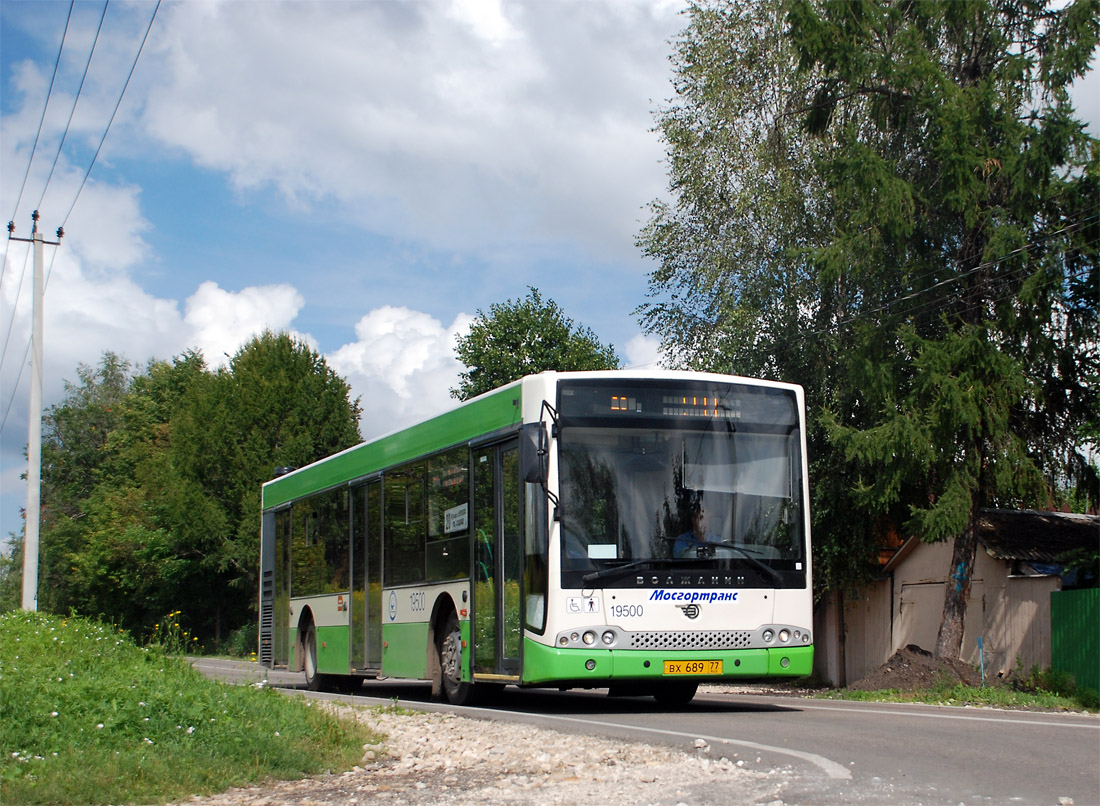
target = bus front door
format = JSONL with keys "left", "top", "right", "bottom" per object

{"left": 473, "top": 440, "right": 522, "bottom": 678}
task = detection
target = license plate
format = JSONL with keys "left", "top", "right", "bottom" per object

{"left": 663, "top": 659, "right": 723, "bottom": 675}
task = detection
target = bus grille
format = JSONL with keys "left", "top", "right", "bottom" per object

{"left": 629, "top": 630, "right": 753, "bottom": 651}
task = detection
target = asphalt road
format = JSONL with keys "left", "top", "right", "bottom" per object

{"left": 193, "top": 658, "right": 1100, "bottom": 805}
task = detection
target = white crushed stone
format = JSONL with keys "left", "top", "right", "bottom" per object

{"left": 174, "top": 705, "right": 790, "bottom": 805}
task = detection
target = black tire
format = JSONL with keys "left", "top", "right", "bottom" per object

{"left": 653, "top": 681, "right": 698, "bottom": 707}
{"left": 438, "top": 612, "right": 478, "bottom": 705}
{"left": 303, "top": 623, "right": 330, "bottom": 692}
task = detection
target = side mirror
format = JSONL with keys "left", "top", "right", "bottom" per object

{"left": 519, "top": 422, "right": 548, "bottom": 484}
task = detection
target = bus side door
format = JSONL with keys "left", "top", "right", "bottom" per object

{"left": 472, "top": 440, "right": 522, "bottom": 676}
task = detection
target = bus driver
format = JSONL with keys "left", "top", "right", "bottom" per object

{"left": 673, "top": 505, "right": 719, "bottom": 557}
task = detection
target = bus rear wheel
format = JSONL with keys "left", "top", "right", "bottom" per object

{"left": 303, "top": 622, "right": 330, "bottom": 692}
{"left": 438, "top": 612, "right": 478, "bottom": 706}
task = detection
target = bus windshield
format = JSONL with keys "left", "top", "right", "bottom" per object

{"left": 556, "top": 381, "right": 806, "bottom": 589}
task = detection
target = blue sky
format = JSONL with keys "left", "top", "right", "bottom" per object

{"left": 1, "top": 0, "right": 1097, "bottom": 547}
{"left": 0, "top": 0, "right": 685, "bottom": 542}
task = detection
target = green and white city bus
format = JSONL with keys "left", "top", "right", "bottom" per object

{"left": 258, "top": 370, "right": 813, "bottom": 705}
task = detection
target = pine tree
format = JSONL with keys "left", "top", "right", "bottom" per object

{"left": 640, "top": 0, "right": 1099, "bottom": 656}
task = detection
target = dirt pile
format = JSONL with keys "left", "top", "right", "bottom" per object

{"left": 846, "top": 644, "right": 984, "bottom": 691}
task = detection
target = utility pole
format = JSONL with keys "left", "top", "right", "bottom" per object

{"left": 8, "top": 211, "right": 63, "bottom": 611}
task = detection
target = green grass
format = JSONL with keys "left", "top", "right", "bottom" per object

{"left": 0, "top": 611, "right": 382, "bottom": 805}
{"left": 816, "top": 676, "right": 1097, "bottom": 712}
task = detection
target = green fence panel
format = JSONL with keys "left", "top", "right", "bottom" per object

{"left": 1050, "top": 588, "right": 1099, "bottom": 696}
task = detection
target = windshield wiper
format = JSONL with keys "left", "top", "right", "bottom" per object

{"left": 704, "top": 542, "right": 784, "bottom": 585}
{"left": 581, "top": 558, "right": 695, "bottom": 586}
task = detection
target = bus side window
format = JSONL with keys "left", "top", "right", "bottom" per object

{"left": 384, "top": 464, "right": 427, "bottom": 585}
{"left": 427, "top": 447, "right": 470, "bottom": 581}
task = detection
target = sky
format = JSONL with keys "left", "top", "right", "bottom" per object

{"left": 0, "top": 0, "right": 1097, "bottom": 547}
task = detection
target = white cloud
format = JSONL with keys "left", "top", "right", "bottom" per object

{"left": 446, "top": 0, "right": 520, "bottom": 45}
{"left": 1, "top": 249, "right": 181, "bottom": 402}
{"left": 623, "top": 332, "right": 664, "bottom": 370}
{"left": 138, "top": 0, "right": 680, "bottom": 258}
{"left": 0, "top": 252, "right": 313, "bottom": 540}
{"left": 183, "top": 281, "right": 306, "bottom": 367}
{"left": 327, "top": 306, "right": 474, "bottom": 439}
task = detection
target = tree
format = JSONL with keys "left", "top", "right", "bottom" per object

{"left": 786, "top": 0, "right": 1098, "bottom": 658}
{"left": 451, "top": 287, "right": 620, "bottom": 401}
{"left": 0, "top": 535, "right": 22, "bottom": 611}
{"left": 168, "top": 331, "right": 362, "bottom": 639}
{"left": 37, "top": 354, "right": 137, "bottom": 614}
{"left": 640, "top": 0, "right": 1099, "bottom": 658}
{"left": 638, "top": 0, "right": 883, "bottom": 600}
{"left": 29, "top": 333, "right": 362, "bottom": 643}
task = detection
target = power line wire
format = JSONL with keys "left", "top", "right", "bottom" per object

{"left": 0, "top": 240, "right": 33, "bottom": 380}
{"left": 1, "top": 1, "right": 159, "bottom": 438}
{"left": 660, "top": 212, "right": 1098, "bottom": 360}
{"left": 1, "top": 0, "right": 75, "bottom": 300}
{"left": 815, "top": 214, "right": 1099, "bottom": 336}
{"left": 60, "top": 0, "right": 161, "bottom": 229}
{"left": 35, "top": 0, "right": 111, "bottom": 213}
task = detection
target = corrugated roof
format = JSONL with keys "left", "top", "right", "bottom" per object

{"left": 976, "top": 509, "right": 1099, "bottom": 563}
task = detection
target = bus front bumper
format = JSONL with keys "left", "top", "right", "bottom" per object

{"left": 519, "top": 638, "right": 813, "bottom": 686}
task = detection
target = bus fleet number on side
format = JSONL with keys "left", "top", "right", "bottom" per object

{"left": 409, "top": 591, "right": 426, "bottom": 612}
{"left": 610, "top": 604, "right": 643, "bottom": 619}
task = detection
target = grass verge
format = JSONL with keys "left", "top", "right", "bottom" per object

{"left": 815, "top": 678, "right": 1096, "bottom": 711}
{"left": 0, "top": 611, "right": 380, "bottom": 805}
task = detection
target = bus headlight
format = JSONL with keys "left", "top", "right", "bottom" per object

{"left": 779, "top": 629, "right": 791, "bottom": 643}
{"left": 762, "top": 629, "right": 775, "bottom": 643}
{"left": 601, "top": 631, "right": 615, "bottom": 645}
{"left": 582, "top": 631, "right": 597, "bottom": 645}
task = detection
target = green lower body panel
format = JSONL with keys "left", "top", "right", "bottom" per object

{"left": 521, "top": 639, "right": 813, "bottom": 686}
{"left": 382, "top": 622, "right": 431, "bottom": 680}
{"left": 315, "top": 625, "right": 351, "bottom": 675}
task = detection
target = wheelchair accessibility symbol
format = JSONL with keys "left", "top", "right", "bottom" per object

{"left": 567, "top": 596, "right": 600, "bottom": 614}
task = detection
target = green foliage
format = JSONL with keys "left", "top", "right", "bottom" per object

{"left": 0, "top": 538, "right": 23, "bottom": 612}
{"left": 1009, "top": 663, "right": 1098, "bottom": 707}
{"left": 640, "top": 0, "right": 1100, "bottom": 610}
{"left": 451, "top": 287, "right": 620, "bottom": 401}
{"left": 0, "top": 611, "right": 378, "bottom": 805}
{"left": 147, "top": 610, "right": 205, "bottom": 655}
{"left": 14, "top": 332, "right": 362, "bottom": 645}
{"left": 217, "top": 620, "right": 260, "bottom": 659}
{"left": 818, "top": 679, "right": 1095, "bottom": 712}
{"left": 1057, "top": 546, "right": 1100, "bottom": 588}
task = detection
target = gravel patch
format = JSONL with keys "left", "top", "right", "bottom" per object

{"left": 174, "top": 704, "right": 795, "bottom": 805}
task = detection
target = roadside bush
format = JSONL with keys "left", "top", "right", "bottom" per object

{"left": 1009, "top": 664, "right": 1098, "bottom": 710}
{"left": 219, "top": 621, "right": 259, "bottom": 658}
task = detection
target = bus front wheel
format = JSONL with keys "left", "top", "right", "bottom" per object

{"left": 438, "top": 612, "right": 477, "bottom": 706}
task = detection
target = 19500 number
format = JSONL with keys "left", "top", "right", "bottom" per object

{"left": 609, "top": 604, "right": 643, "bottom": 619}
